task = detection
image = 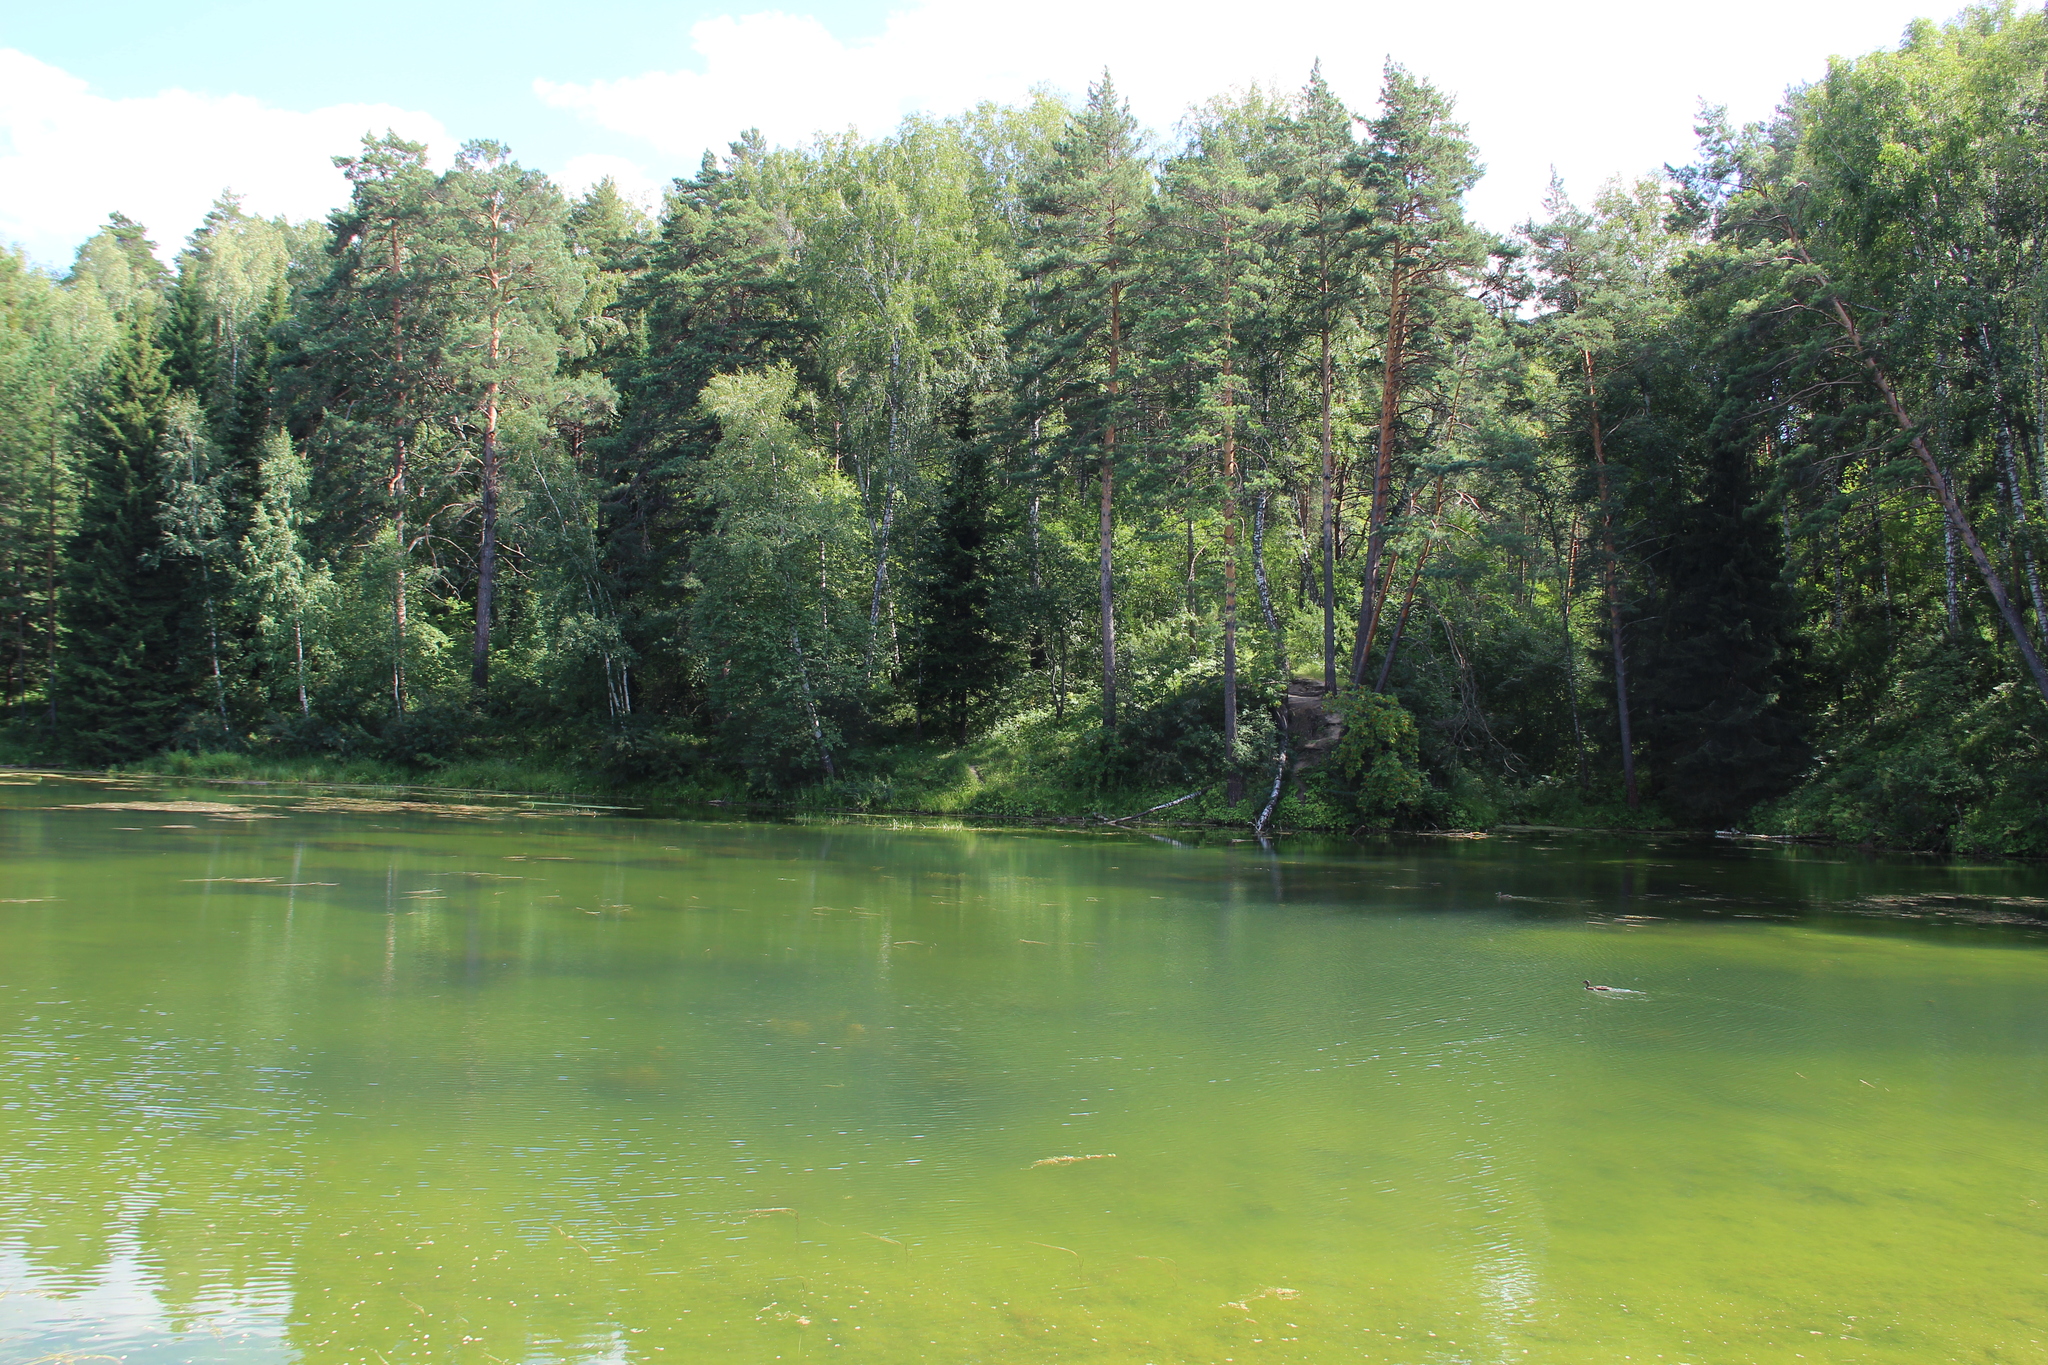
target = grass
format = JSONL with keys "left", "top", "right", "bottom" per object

{"left": 0, "top": 704, "right": 1765, "bottom": 842}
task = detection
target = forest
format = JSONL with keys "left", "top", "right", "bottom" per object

{"left": 1, "top": 4, "right": 2044, "bottom": 852}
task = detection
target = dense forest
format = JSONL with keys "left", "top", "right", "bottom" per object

{"left": 2, "top": 5, "right": 2044, "bottom": 851}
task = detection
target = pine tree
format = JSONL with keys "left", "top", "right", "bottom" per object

{"left": 429, "top": 140, "right": 598, "bottom": 693}
{"left": 1277, "top": 66, "right": 1367, "bottom": 689}
{"left": 1019, "top": 73, "right": 1152, "bottom": 730}
{"left": 598, "top": 135, "right": 810, "bottom": 717}
{"left": 1155, "top": 94, "right": 1288, "bottom": 799}
{"left": 566, "top": 176, "right": 652, "bottom": 384}
{"left": 56, "top": 308, "right": 186, "bottom": 762}
{"left": 216, "top": 273, "right": 290, "bottom": 537}
{"left": 1348, "top": 64, "right": 1486, "bottom": 687}
{"left": 1521, "top": 180, "right": 1679, "bottom": 808}
{"left": 302, "top": 132, "right": 442, "bottom": 713}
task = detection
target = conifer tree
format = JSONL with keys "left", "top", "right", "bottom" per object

{"left": 429, "top": 140, "right": 599, "bottom": 693}
{"left": 1521, "top": 180, "right": 1676, "bottom": 808}
{"left": 600, "top": 133, "right": 809, "bottom": 706}
{"left": 1348, "top": 64, "right": 1485, "bottom": 687}
{"left": 913, "top": 402, "right": 1009, "bottom": 741}
{"left": 303, "top": 132, "right": 441, "bottom": 713}
{"left": 57, "top": 308, "right": 186, "bottom": 761}
{"left": 161, "top": 275, "right": 217, "bottom": 400}
{"left": 217, "top": 274, "right": 290, "bottom": 519}
{"left": 1277, "top": 67, "right": 1367, "bottom": 689}
{"left": 1156, "top": 94, "right": 1287, "bottom": 799}
{"left": 1629, "top": 421, "right": 1809, "bottom": 823}
{"left": 1020, "top": 73, "right": 1152, "bottom": 730}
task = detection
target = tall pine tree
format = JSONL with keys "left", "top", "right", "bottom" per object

{"left": 1019, "top": 73, "right": 1152, "bottom": 730}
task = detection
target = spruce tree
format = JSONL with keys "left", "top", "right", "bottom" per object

{"left": 1630, "top": 429, "right": 1809, "bottom": 825}
{"left": 913, "top": 403, "right": 1009, "bottom": 741}
{"left": 161, "top": 275, "right": 217, "bottom": 399}
{"left": 57, "top": 308, "right": 186, "bottom": 762}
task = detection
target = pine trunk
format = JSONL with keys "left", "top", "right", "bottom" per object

{"left": 1583, "top": 349, "right": 1639, "bottom": 809}
{"left": 1351, "top": 267, "right": 1405, "bottom": 686}
{"left": 1318, "top": 295, "right": 1337, "bottom": 690}
{"left": 1222, "top": 342, "right": 1241, "bottom": 803}
{"left": 1100, "top": 278, "right": 1122, "bottom": 731}
{"left": 391, "top": 438, "right": 408, "bottom": 714}
{"left": 472, "top": 376, "right": 499, "bottom": 692}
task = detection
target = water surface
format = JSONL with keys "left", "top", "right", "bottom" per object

{"left": 3, "top": 775, "right": 2045, "bottom": 1363}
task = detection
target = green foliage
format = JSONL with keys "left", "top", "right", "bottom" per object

{"left": 1760, "top": 642, "right": 2048, "bottom": 854}
{"left": 57, "top": 309, "right": 187, "bottom": 764}
{"left": 911, "top": 414, "right": 1013, "bottom": 740}
{"left": 18, "top": 19, "right": 2048, "bottom": 853}
{"left": 687, "top": 366, "right": 865, "bottom": 785}
{"left": 1319, "top": 688, "right": 1428, "bottom": 827}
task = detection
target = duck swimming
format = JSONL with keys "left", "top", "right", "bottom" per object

{"left": 1584, "top": 980, "right": 1644, "bottom": 995}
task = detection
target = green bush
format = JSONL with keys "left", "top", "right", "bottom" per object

{"left": 1316, "top": 688, "right": 1429, "bottom": 829}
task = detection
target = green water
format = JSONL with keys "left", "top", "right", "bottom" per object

{"left": 2, "top": 776, "right": 2045, "bottom": 1365}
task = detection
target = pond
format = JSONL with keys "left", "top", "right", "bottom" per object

{"left": 2, "top": 774, "right": 2045, "bottom": 1363}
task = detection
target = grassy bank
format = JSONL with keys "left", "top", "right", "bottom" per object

{"left": 0, "top": 706, "right": 1683, "bottom": 841}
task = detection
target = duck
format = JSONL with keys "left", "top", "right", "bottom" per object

{"left": 1584, "top": 980, "right": 1613, "bottom": 992}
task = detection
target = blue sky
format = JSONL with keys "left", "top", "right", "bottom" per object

{"left": 0, "top": 0, "right": 890, "bottom": 177}
{"left": 2, "top": 0, "right": 1955, "bottom": 267}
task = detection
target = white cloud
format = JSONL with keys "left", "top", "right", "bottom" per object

{"left": 534, "top": 0, "right": 1942, "bottom": 229}
{"left": 0, "top": 49, "right": 450, "bottom": 269}
{"left": 556, "top": 152, "right": 666, "bottom": 214}
{"left": 2, "top": 1, "right": 1951, "bottom": 268}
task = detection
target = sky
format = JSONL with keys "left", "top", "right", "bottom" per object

{"left": 1, "top": 0, "right": 1957, "bottom": 270}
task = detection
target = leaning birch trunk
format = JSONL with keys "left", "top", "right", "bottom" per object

{"left": 1816, "top": 285, "right": 2048, "bottom": 705}
{"left": 204, "top": 580, "right": 228, "bottom": 732}
{"left": 1253, "top": 718, "right": 1288, "bottom": 838}
{"left": 1976, "top": 325, "right": 2048, "bottom": 643}
{"left": 1996, "top": 413, "right": 2048, "bottom": 644}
